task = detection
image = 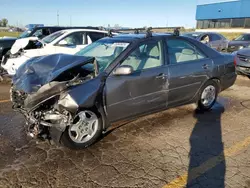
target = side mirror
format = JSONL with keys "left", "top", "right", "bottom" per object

{"left": 58, "top": 40, "right": 68, "bottom": 46}
{"left": 113, "top": 65, "right": 133, "bottom": 76}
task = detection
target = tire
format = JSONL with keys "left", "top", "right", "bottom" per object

{"left": 197, "top": 80, "right": 218, "bottom": 111}
{"left": 60, "top": 109, "right": 103, "bottom": 149}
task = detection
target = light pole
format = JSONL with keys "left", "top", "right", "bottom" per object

{"left": 57, "top": 10, "right": 59, "bottom": 26}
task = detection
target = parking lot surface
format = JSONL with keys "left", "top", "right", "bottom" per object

{"left": 0, "top": 77, "right": 250, "bottom": 188}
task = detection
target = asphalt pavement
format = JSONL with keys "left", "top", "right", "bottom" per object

{"left": 0, "top": 77, "right": 250, "bottom": 188}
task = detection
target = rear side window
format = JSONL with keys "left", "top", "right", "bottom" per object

{"left": 49, "top": 28, "right": 63, "bottom": 33}
{"left": 210, "top": 34, "right": 222, "bottom": 41}
{"left": 166, "top": 39, "right": 206, "bottom": 64}
{"left": 88, "top": 32, "right": 106, "bottom": 42}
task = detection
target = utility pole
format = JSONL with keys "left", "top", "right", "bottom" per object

{"left": 57, "top": 10, "right": 59, "bottom": 26}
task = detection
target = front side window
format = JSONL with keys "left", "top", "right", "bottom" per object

{"left": 33, "top": 29, "right": 42, "bottom": 37}
{"left": 121, "top": 40, "right": 163, "bottom": 71}
{"left": 19, "top": 30, "right": 32, "bottom": 38}
{"left": 167, "top": 39, "right": 206, "bottom": 64}
{"left": 57, "top": 32, "right": 86, "bottom": 46}
{"left": 76, "top": 40, "right": 130, "bottom": 73}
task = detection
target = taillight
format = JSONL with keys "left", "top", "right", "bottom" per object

{"left": 234, "top": 56, "right": 237, "bottom": 66}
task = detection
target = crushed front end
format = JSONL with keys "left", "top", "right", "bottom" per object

{"left": 11, "top": 82, "right": 74, "bottom": 142}
{"left": 10, "top": 54, "right": 98, "bottom": 143}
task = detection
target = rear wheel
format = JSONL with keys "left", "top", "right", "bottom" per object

{"left": 197, "top": 80, "right": 218, "bottom": 111}
{"left": 61, "top": 110, "right": 102, "bottom": 149}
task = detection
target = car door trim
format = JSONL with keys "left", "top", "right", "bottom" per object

{"left": 168, "top": 81, "right": 201, "bottom": 91}
{"left": 107, "top": 89, "right": 169, "bottom": 107}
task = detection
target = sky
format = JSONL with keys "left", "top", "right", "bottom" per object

{"left": 0, "top": 0, "right": 237, "bottom": 28}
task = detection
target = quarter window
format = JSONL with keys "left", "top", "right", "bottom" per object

{"left": 167, "top": 39, "right": 206, "bottom": 64}
{"left": 121, "top": 40, "right": 163, "bottom": 71}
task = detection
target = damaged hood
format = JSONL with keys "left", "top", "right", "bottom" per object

{"left": 12, "top": 54, "right": 94, "bottom": 93}
{"left": 10, "top": 37, "right": 39, "bottom": 54}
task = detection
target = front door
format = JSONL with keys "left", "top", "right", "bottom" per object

{"left": 166, "top": 38, "right": 213, "bottom": 107}
{"left": 105, "top": 39, "right": 169, "bottom": 122}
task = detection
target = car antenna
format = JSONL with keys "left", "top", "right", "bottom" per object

{"left": 145, "top": 27, "right": 152, "bottom": 38}
{"left": 107, "top": 29, "right": 113, "bottom": 37}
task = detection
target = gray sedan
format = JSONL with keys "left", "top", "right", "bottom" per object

{"left": 182, "top": 32, "right": 229, "bottom": 52}
{"left": 11, "top": 33, "right": 237, "bottom": 149}
{"left": 234, "top": 47, "right": 250, "bottom": 77}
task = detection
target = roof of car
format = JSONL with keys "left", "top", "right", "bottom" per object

{"left": 56, "top": 28, "right": 110, "bottom": 34}
{"left": 106, "top": 33, "right": 173, "bottom": 42}
{"left": 33, "top": 26, "right": 100, "bottom": 30}
{"left": 183, "top": 32, "right": 202, "bottom": 35}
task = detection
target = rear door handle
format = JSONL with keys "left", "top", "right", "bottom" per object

{"left": 202, "top": 64, "right": 209, "bottom": 69}
{"left": 156, "top": 73, "right": 168, "bottom": 79}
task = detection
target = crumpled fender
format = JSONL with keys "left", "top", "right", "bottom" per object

{"left": 65, "top": 77, "right": 104, "bottom": 112}
{"left": 62, "top": 75, "right": 110, "bottom": 130}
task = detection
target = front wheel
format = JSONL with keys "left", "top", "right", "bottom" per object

{"left": 197, "top": 80, "right": 218, "bottom": 111}
{"left": 61, "top": 110, "right": 102, "bottom": 149}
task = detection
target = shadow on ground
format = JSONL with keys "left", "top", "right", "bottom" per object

{"left": 187, "top": 103, "right": 226, "bottom": 188}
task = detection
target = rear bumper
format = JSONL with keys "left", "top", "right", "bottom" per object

{"left": 220, "top": 72, "right": 237, "bottom": 91}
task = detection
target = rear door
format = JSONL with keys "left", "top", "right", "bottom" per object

{"left": 166, "top": 37, "right": 213, "bottom": 107}
{"left": 105, "top": 38, "right": 169, "bottom": 122}
{"left": 209, "top": 33, "right": 222, "bottom": 50}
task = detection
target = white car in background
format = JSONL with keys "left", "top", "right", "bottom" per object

{"left": 1, "top": 29, "right": 115, "bottom": 75}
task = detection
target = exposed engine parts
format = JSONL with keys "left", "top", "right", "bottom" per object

{"left": 10, "top": 55, "right": 97, "bottom": 144}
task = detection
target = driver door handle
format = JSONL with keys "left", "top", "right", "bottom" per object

{"left": 156, "top": 73, "right": 168, "bottom": 79}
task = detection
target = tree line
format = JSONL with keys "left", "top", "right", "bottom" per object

{"left": 0, "top": 18, "right": 8, "bottom": 27}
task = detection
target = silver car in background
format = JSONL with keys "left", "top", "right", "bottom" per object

{"left": 182, "top": 32, "right": 229, "bottom": 52}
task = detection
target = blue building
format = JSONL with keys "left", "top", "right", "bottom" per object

{"left": 196, "top": 0, "right": 250, "bottom": 29}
